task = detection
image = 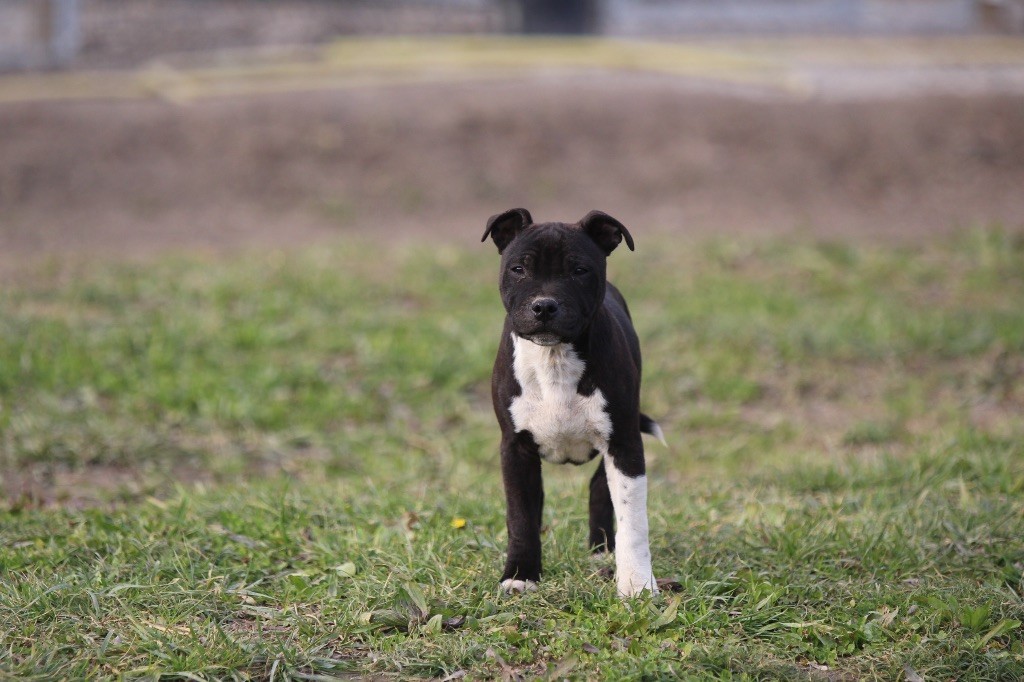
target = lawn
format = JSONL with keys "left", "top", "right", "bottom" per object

{"left": 1, "top": 228, "right": 1023, "bottom": 680}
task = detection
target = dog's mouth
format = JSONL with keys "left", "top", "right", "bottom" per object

{"left": 510, "top": 305, "right": 580, "bottom": 346}
{"left": 523, "top": 332, "right": 562, "bottom": 346}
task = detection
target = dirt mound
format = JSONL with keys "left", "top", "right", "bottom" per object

{"left": 2, "top": 76, "right": 1023, "bottom": 267}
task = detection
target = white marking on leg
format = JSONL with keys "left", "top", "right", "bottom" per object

{"left": 603, "top": 453, "right": 657, "bottom": 597}
{"left": 500, "top": 579, "right": 538, "bottom": 594}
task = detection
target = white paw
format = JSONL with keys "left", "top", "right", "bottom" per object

{"left": 617, "top": 571, "right": 659, "bottom": 598}
{"left": 500, "top": 579, "right": 538, "bottom": 594}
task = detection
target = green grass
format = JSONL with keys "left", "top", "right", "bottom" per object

{"left": 1, "top": 228, "right": 1023, "bottom": 680}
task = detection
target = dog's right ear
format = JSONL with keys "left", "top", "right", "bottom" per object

{"left": 481, "top": 208, "right": 533, "bottom": 253}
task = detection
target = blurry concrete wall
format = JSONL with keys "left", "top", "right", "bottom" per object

{"left": 605, "top": 0, "right": 1024, "bottom": 36}
{"left": 503, "top": 0, "right": 1024, "bottom": 34}
{"left": 2, "top": 0, "right": 1021, "bottom": 73}
{"left": 0, "top": 0, "right": 79, "bottom": 70}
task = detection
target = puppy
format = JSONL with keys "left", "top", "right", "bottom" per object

{"left": 482, "top": 208, "right": 662, "bottom": 597}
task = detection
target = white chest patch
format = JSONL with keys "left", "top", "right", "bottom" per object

{"left": 508, "top": 335, "right": 612, "bottom": 465}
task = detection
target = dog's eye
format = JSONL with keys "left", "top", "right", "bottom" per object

{"left": 572, "top": 266, "right": 589, "bottom": 276}
{"left": 510, "top": 265, "right": 525, "bottom": 275}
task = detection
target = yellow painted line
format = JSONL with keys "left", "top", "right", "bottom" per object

{"left": 11, "top": 35, "right": 1020, "bottom": 105}
{"left": 0, "top": 71, "right": 143, "bottom": 103}
{"left": 318, "top": 36, "right": 793, "bottom": 83}
{"left": 0, "top": 37, "right": 794, "bottom": 104}
{"left": 716, "top": 36, "right": 1024, "bottom": 68}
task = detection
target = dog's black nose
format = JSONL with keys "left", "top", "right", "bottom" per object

{"left": 531, "top": 298, "right": 559, "bottom": 321}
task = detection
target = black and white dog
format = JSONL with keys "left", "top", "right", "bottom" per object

{"left": 482, "top": 208, "right": 663, "bottom": 598}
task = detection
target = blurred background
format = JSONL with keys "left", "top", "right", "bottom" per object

{"left": 1, "top": 0, "right": 1023, "bottom": 265}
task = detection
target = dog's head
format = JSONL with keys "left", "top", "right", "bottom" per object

{"left": 482, "top": 208, "right": 634, "bottom": 346}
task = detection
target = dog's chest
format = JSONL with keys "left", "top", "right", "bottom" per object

{"left": 508, "top": 336, "right": 612, "bottom": 465}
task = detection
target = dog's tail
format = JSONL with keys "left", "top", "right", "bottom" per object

{"left": 640, "top": 413, "right": 667, "bottom": 447}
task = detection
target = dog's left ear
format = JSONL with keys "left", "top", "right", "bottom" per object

{"left": 482, "top": 208, "right": 533, "bottom": 254}
{"left": 579, "top": 210, "right": 634, "bottom": 255}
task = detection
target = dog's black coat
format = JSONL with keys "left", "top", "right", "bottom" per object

{"left": 482, "top": 208, "right": 659, "bottom": 595}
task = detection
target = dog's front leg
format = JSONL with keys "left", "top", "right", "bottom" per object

{"left": 603, "top": 446, "right": 657, "bottom": 597}
{"left": 500, "top": 433, "right": 543, "bottom": 593}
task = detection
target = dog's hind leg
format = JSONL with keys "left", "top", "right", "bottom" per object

{"left": 588, "top": 458, "right": 615, "bottom": 554}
